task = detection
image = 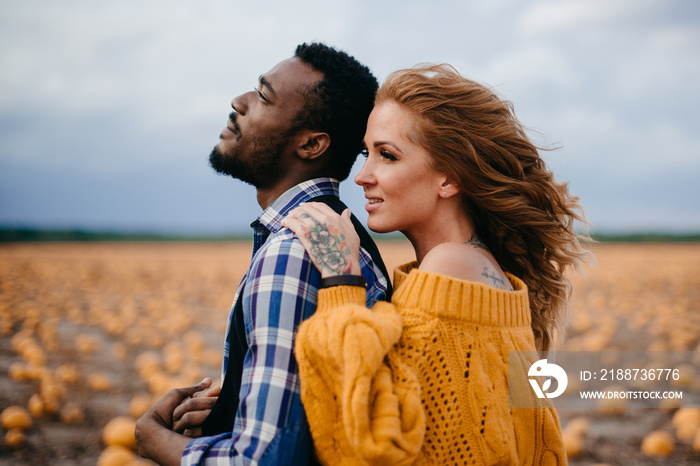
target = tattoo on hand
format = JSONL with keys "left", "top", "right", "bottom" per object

{"left": 302, "top": 214, "right": 352, "bottom": 275}
{"left": 481, "top": 267, "right": 506, "bottom": 289}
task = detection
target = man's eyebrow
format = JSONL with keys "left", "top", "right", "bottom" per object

{"left": 258, "top": 75, "right": 277, "bottom": 98}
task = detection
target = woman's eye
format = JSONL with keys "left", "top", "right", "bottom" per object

{"left": 380, "top": 150, "right": 397, "bottom": 161}
{"left": 360, "top": 149, "right": 369, "bottom": 158}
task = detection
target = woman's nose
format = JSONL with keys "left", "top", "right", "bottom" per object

{"left": 354, "top": 159, "right": 376, "bottom": 186}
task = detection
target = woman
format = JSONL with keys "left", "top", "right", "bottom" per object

{"left": 282, "top": 64, "right": 589, "bottom": 465}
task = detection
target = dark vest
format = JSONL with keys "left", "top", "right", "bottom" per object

{"left": 201, "top": 195, "right": 392, "bottom": 448}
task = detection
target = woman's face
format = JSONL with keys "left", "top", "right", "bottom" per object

{"left": 355, "top": 102, "right": 447, "bottom": 235}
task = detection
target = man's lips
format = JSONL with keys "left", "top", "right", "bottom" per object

{"left": 221, "top": 113, "right": 241, "bottom": 139}
{"left": 221, "top": 126, "right": 236, "bottom": 138}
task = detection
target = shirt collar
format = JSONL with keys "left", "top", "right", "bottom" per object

{"left": 255, "top": 177, "right": 340, "bottom": 234}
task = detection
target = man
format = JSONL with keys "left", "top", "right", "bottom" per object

{"left": 135, "top": 43, "right": 390, "bottom": 465}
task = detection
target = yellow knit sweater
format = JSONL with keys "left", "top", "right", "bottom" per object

{"left": 295, "top": 262, "right": 567, "bottom": 466}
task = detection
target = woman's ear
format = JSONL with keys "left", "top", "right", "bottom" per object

{"left": 296, "top": 131, "right": 331, "bottom": 161}
{"left": 438, "top": 178, "right": 460, "bottom": 198}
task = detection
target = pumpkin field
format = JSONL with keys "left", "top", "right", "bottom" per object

{"left": 1, "top": 241, "right": 699, "bottom": 465}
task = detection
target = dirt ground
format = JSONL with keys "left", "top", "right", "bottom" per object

{"left": 1, "top": 241, "right": 699, "bottom": 465}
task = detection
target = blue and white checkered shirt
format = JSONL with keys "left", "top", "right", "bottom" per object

{"left": 182, "top": 178, "right": 389, "bottom": 465}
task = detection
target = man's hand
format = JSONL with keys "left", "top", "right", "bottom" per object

{"left": 173, "top": 382, "right": 221, "bottom": 437}
{"left": 135, "top": 378, "right": 212, "bottom": 465}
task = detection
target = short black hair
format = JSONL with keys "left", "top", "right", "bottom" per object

{"left": 294, "top": 42, "right": 378, "bottom": 181}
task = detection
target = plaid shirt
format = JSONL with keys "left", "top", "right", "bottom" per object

{"left": 182, "top": 178, "right": 389, "bottom": 465}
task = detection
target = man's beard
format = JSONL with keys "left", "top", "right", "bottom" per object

{"left": 209, "top": 135, "right": 287, "bottom": 189}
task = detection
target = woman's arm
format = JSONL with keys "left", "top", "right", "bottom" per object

{"left": 294, "top": 290, "right": 424, "bottom": 466}
{"left": 284, "top": 203, "right": 425, "bottom": 464}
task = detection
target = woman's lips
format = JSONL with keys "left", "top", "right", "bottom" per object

{"left": 365, "top": 197, "right": 383, "bottom": 212}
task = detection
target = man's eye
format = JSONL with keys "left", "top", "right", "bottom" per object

{"left": 254, "top": 87, "right": 269, "bottom": 103}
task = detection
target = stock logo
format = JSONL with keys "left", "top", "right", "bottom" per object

{"left": 528, "top": 359, "right": 568, "bottom": 399}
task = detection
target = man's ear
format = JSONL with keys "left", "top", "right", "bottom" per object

{"left": 296, "top": 131, "right": 330, "bottom": 161}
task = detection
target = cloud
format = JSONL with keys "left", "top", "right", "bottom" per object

{"left": 519, "top": 0, "right": 657, "bottom": 36}
{"left": 612, "top": 26, "right": 700, "bottom": 99}
{"left": 480, "top": 44, "right": 583, "bottom": 93}
{"left": 0, "top": 0, "right": 698, "bottom": 233}
{"left": 557, "top": 105, "right": 698, "bottom": 167}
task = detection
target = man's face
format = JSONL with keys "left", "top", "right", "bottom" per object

{"left": 209, "top": 57, "right": 323, "bottom": 188}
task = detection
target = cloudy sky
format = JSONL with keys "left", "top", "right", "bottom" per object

{"left": 1, "top": 0, "right": 698, "bottom": 235}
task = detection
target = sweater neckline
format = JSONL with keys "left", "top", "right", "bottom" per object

{"left": 392, "top": 261, "right": 532, "bottom": 328}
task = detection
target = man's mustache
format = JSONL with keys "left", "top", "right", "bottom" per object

{"left": 228, "top": 112, "right": 241, "bottom": 137}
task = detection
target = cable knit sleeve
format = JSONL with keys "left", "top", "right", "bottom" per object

{"left": 294, "top": 286, "right": 425, "bottom": 466}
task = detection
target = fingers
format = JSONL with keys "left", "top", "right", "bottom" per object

{"left": 283, "top": 203, "right": 348, "bottom": 240}
{"left": 191, "top": 385, "right": 221, "bottom": 399}
{"left": 280, "top": 216, "right": 306, "bottom": 238}
{"left": 340, "top": 208, "right": 354, "bottom": 228}
{"left": 183, "top": 427, "right": 203, "bottom": 438}
{"left": 282, "top": 203, "right": 331, "bottom": 240}
{"left": 136, "top": 377, "right": 212, "bottom": 433}
{"left": 175, "top": 377, "right": 212, "bottom": 400}
{"left": 284, "top": 202, "right": 341, "bottom": 224}
{"left": 173, "top": 395, "right": 218, "bottom": 423}
{"left": 297, "top": 202, "right": 339, "bottom": 218}
{"left": 160, "top": 377, "right": 213, "bottom": 414}
{"left": 173, "top": 408, "right": 214, "bottom": 435}
{"left": 172, "top": 389, "right": 219, "bottom": 435}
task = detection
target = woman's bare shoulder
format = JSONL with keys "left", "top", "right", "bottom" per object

{"left": 419, "top": 242, "right": 512, "bottom": 290}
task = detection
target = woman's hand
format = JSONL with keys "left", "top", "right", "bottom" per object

{"left": 282, "top": 202, "right": 361, "bottom": 278}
